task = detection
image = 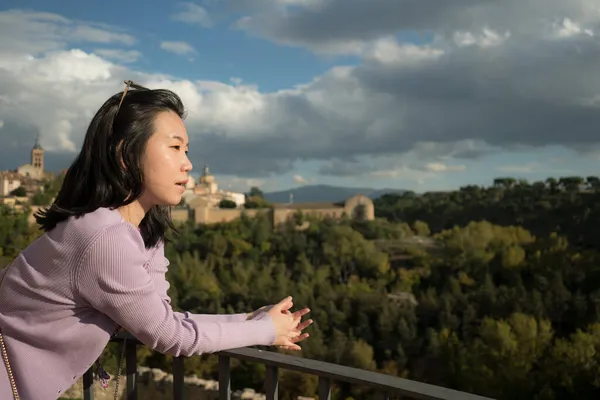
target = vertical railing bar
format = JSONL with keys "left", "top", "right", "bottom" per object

{"left": 125, "top": 340, "right": 138, "bottom": 400}
{"left": 380, "top": 391, "right": 390, "bottom": 400}
{"left": 265, "top": 365, "right": 279, "bottom": 400}
{"left": 318, "top": 376, "right": 332, "bottom": 400}
{"left": 219, "top": 355, "right": 231, "bottom": 400}
{"left": 173, "top": 356, "right": 185, "bottom": 400}
{"left": 83, "top": 367, "right": 94, "bottom": 400}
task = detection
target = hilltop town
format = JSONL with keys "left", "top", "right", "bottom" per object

{"left": 0, "top": 140, "right": 374, "bottom": 227}
{"left": 0, "top": 137, "right": 58, "bottom": 219}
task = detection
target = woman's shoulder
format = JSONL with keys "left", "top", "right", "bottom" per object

{"left": 51, "top": 207, "right": 144, "bottom": 253}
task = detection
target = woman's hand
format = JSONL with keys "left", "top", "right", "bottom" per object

{"left": 267, "top": 297, "right": 312, "bottom": 351}
{"left": 278, "top": 308, "right": 312, "bottom": 351}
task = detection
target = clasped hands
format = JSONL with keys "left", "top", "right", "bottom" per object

{"left": 247, "top": 296, "right": 312, "bottom": 351}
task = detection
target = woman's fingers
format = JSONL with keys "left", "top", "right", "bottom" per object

{"left": 290, "top": 307, "right": 310, "bottom": 319}
{"left": 297, "top": 319, "right": 313, "bottom": 331}
{"left": 290, "top": 332, "right": 309, "bottom": 343}
{"left": 274, "top": 305, "right": 312, "bottom": 351}
{"left": 279, "top": 341, "right": 302, "bottom": 351}
{"left": 282, "top": 345, "right": 301, "bottom": 351}
{"left": 277, "top": 331, "right": 310, "bottom": 351}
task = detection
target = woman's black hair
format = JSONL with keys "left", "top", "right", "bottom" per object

{"left": 35, "top": 84, "right": 186, "bottom": 248}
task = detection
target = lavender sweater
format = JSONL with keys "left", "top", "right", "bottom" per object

{"left": 0, "top": 207, "right": 276, "bottom": 399}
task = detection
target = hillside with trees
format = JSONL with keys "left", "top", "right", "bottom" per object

{"left": 1, "top": 176, "right": 600, "bottom": 399}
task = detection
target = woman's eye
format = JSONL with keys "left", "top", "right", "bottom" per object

{"left": 171, "top": 145, "right": 181, "bottom": 150}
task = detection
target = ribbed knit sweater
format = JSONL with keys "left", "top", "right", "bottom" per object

{"left": 0, "top": 207, "right": 275, "bottom": 399}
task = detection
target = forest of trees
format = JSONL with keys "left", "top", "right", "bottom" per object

{"left": 1, "top": 176, "right": 600, "bottom": 399}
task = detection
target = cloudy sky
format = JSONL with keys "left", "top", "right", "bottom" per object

{"left": 0, "top": 0, "right": 599, "bottom": 193}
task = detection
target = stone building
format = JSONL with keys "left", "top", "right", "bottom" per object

{"left": 270, "top": 194, "right": 375, "bottom": 225}
{"left": 16, "top": 135, "right": 46, "bottom": 180}
{"left": 170, "top": 165, "right": 376, "bottom": 227}
{"left": 184, "top": 165, "right": 246, "bottom": 208}
{"left": 0, "top": 171, "right": 22, "bottom": 196}
{"left": 178, "top": 194, "right": 375, "bottom": 227}
{"left": 0, "top": 136, "right": 50, "bottom": 196}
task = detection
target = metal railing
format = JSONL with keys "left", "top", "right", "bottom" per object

{"left": 80, "top": 332, "right": 494, "bottom": 400}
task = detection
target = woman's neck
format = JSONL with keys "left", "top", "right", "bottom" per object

{"left": 117, "top": 201, "right": 147, "bottom": 227}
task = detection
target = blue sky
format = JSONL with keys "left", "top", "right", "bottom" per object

{"left": 8, "top": 0, "right": 345, "bottom": 90}
{"left": 0, "top": 0, "right": 599, "bottom": 193}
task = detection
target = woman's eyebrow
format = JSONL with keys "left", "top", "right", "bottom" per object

{"left": 167, "top": 134, "right": 186, "bottom": 143}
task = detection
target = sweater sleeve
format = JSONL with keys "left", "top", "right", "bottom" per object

{"left": 75, "top": 224, "right": 275, "bottom": 356}
{"left": 148, "top": 242, "right": 247, "bottom": 323}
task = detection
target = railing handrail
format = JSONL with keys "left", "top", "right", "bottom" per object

{"left": 221, "top": 347, "right": 490, "bottom": 400}
{"left": 111, "top": 331, "right": 494, "bottom": 400}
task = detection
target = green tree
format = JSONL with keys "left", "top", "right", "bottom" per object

{"left": 9, "top": 186, "right": 27, "bottom": 197}
{"left": 218, "top": 199, "right": 237, "bottom": 209}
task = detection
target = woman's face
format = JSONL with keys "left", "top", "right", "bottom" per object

{"left": 138, "top": 110, "right": 193, "bottom": 208}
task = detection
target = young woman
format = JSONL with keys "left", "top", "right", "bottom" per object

{"left": 0, "top": 81, "right": 312, "bottom": 399}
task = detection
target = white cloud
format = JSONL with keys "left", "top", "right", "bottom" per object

{"left": 1, "top": 5, "right": 600, "bottom": 181}
{"left": 495, "top": 162, "right": 572, "bottom": 175}
{"left": 365, "top": 162, "right": 469, "bottom": 188}
{"left": 424, "top": 163, "right": 466, "bottom": 173}
{"left": 234, "top": 15, "right": 367, "bottom": 56}
{"left": 293, "top": 174, "right": 308, "bottom": 184}
{"left": 160, "top": 41, "right": 196, "bottom": 56}
{"left": 0, "top": 9, "right": 136, "bottom": 57}
{"left": 233, "top": 0, "right": 600, "bottom": 56}
{"left": 368, "top": 165, "right": 446, "bottom": 187}
{"left": 370, "top": 166, "right": 433, "bottom": 180}
{"left": 496, "top": 163, "right": 539, "bottom": 173}
{"left": 218, "top": 176, "right": 268, "bottom": 192}
{"left": 364, "top": 37, "right": 444, "bottom": 65}
{"left": 317, "top": 151, "right": 469, "bottom": 185}
{"left": 69, "top": 25, "right": 136, "bottom": 45}
{"left": 553, "top": 18, "right": 594, "bottom": 38}
{"left": 453, "top": 28, "right": 511, "bottom": 48}
{"left": 171, "top": 3, "right": 212, "bottom": 28}
{"left": 94, "top": 49, "right": 142, "bottom": 63}
{"left": 274, "top": 0, "right": 323, "bottom": 6}
{"left": 15, "top": 49, "right": 114, "bottom": 82}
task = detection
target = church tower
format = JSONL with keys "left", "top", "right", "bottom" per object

{"left": 31, "top": 135, "right": 44, "bottom": 172}
{"left": 195, "top": 164, "right": 218, "bottom": 195}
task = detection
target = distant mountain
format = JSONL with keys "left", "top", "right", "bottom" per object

{"left": 263, "top": 184, "right": 406, "bottom": 203}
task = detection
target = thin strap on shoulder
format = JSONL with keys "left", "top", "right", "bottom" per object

{"left": 0, "top": 264, "right": 20, "bottom": 399}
